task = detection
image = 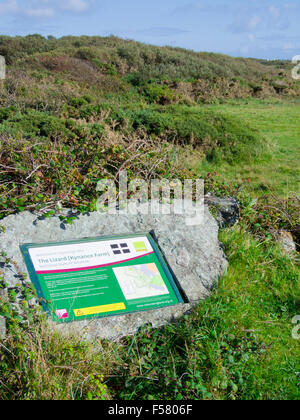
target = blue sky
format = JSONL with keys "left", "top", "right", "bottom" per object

{"left": 0, "top": 0, "right": 299, "bottom": 59}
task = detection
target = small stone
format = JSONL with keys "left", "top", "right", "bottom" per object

{"left": 28, "top": 298, "right": 38, "bottom": 307}
{"left": 205, "top": 195, "right": 240, "bottom": 228}
{"left": 0, "top": 316, "right": 6, "bottom": 340}
{"left": 0, "top": 288, "right": 8, "bottom": 299}
{"left": 277, "top": 231, "right": 296, "bottom": 254}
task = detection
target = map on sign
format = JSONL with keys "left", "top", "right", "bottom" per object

{"left": 20, "top": 233, "right": 184, "bottom": 323}
{"left": 113, "top": 263, "right": 169, "bottom": 300}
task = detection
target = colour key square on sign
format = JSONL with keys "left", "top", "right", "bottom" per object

{"left": 133, "top": 241, "right": 148, "bottom": 252}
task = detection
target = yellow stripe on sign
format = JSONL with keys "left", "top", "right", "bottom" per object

{"left": 74, "top": 302, "right": 126, "bottom": 317}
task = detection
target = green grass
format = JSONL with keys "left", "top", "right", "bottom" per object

{"left": 111, "top": 228, "right": 299, "bottom": 400}
{"left": 199, "top": 100, "right": 300, "bottom": 197}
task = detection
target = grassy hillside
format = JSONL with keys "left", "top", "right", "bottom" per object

{"left": 0, "top": 34, "right": 299, "bottom": 105}
{"left": 0, "top": 35, "right": 299, "bottom": 400}
{"left": 1, "top": 35, "right": 298, "bottom": 220}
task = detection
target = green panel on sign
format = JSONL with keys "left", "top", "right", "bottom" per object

{"left": 20, "top": 232, "right": 185, "bottom": 323}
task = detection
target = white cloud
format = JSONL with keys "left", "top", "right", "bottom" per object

{"left": 269, "top": 6, "right": 280, "bottom": 19}
{"left": 247, "top": 15, "right": 261, "bottom": 30}
{"left": 0, "top": 0, "right": 92, "bottom": 19}
{"left": 25, "top": 7, "right": 55, "bottom": 18}
{"left": 230, "top": 1, "right": 292, "bottom": 34}
{"left": 283, "top": 42, "right": 295, "bottom": 50}
{"left": 62, "top": 0, "right": 90, "bottom": 12}
{"left": 0, "top": 0, "right": 19, "bottom": 15}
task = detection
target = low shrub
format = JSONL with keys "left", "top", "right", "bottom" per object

{"left": 142, "top": 83, "right": 180, "bottom": 105}
{"left": 0, "top": 106, "right": 17, "bottom": 122}
{"left": 129, "top": 106, "right": 268, "bottom": 163}
{"left": 0, "top": 110, "right": 74, "bottom": 139}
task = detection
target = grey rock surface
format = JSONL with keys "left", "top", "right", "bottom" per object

{"left": 0, "top": 203, "right": 227, "bottom": 340}
{"left": 0, "top": 288, "right": 7, "bottom": 299}
{"left": 276, "top": 231, "right": 297, "bottom": 254}
{"left": 0, "top": 316, "right": 6, "bottom": 340}
{"left": 205, "top": 195, "right": 240, "bottom": 228}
